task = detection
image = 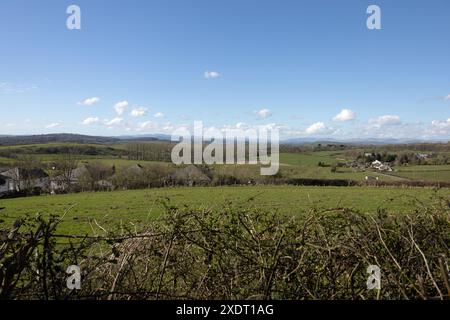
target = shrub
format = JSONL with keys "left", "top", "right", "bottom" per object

{"left": 1, "top": 196, "right": 449, "bottom": 300}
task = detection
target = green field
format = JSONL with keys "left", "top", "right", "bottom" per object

{"left": 1, "top": 185, "right": 448, "bottom": 235}
{"left": 279, "top": 151, "right": 347, "bottom": 166}
{"left": 392, "top": 165, "right": 450, "bottom": 182}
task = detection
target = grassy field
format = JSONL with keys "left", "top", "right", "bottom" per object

{"left": 392, "top": 164, "right": 450, "bottom": 182}
{"left": 279, "top": 151, "right": 400, "bottom": 181}
{"left": 1, "top": 185, "right": 447, "bottom": 235}
{"left": 279, "top": 151, "right": 347, "bottom": 166}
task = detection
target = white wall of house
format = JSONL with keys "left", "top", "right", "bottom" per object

{"left": 0, "top": 182, "right": 8, "bottom": 193}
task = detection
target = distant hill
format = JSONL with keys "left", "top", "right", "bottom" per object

{"left": 0, "top": 134, "right": 121, "bottom": 146}
{"left": 118, "top": 134, "right": 172, "bottom": 141}
{"left": 281, "top": 137, "right": 450, "bottom": 145}
{"left": 0, "top": 133, "right": 447, "bottom": 147}
{"left": 0, "top": 133, "right": 173, "bottom": 146}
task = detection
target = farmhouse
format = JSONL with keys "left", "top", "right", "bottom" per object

{"left": 0, "top": 167, "right": 49, "bottom": 193}
{"left": 169, "top": 165, "right": 211, "bottom": 186}
{"left": 0, "top": 174, "right": 8, "bottom": 194}
{"left": 378, "top": 164, "right": 393, "bottom": 172}
{"left": 371, "top": 160, "right": 392, "bottom": 172}
{"left": 371, "top": 160, "right": 382, "bottom": 169}
{"left": 416, "top": 153, "right": 430, "bottom": 159}
{"left": 51, "top": 164, "right": 115, "bottom": 191}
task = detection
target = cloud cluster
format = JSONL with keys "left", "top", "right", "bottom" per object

{"left": 368, "top": 115, "right": 401, "bottom": 127}
{"left": 74, "top": 97, "right": 449, "bottom": 140}
{"left": 332, "top": 109, "right": 355, "bottom": 122}
{"left": 429, "top": 118, "right": 450, "bottom": 135}
{"left": 305, "top": 122, "right": 334, "bottom": 135}
{"left": 114, "top": 101, "right": 129, "bottom": 115}
{"left": 130, "top": 107, "right": 148, "bottom": 117}
{"left": 104, "top": 117, "right": 125, "bottom": 128}
{"left": 254, "top": 108, "right": 272, "bottom": 119}
{"left": 79, "top": 97, "right": 100, "bottom": 106}
{"left": 82, "top": 117, "right": 100, "bottom": 125}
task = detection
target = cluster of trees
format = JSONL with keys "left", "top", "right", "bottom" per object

{"left": 360, "top": 152, "right": 397, "bottom": 163}
{"left": 0, "top": 144, "right": 125, "bottom": 159}
{"left": 126, "top": 142, "right": 174, "bottom": 162}
{"left": 396, "top": 153, "right": 449, "bottom": 165}
{"left": 358, "top": 151, "right": 449, "bottom": 166}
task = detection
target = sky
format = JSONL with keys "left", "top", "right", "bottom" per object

{"left": 0, "top": 0, "right": 449, "bottom": 140}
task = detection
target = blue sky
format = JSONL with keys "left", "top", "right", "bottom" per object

{"left": 0, "top": 0, "right": 449, "bottom": 139}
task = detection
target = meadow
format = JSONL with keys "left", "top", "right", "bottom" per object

{"left": 0, "top": 185, "right": 447, "bottom": 235}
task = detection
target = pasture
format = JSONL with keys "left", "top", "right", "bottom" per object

{"left": 0, "top": 185, "right": 447, "bottom": 235}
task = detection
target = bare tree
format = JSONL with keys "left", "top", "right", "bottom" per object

{"left": 13, "top": 155, "right": 43, "bottom": 191}
{"left": 50, "top": 149, "right": 79, "bottom": 192}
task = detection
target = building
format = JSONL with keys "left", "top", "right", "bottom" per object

{"left": 378, "top": 164, "right": 393, "bottom": 172}
{"left": 169, "top": 165, "right": 211, "bottom": 186}
{"left": 416, "top": 153, "right": 430, "bottom": 160}
{"left": 50, "top": 164, "right": 115, "bottom": 192}
{"left": 371, "top": 160, "right": 392, "bottom": 172}
{"left": 0, "top": 167, "right": 49, "bottom": 193}
{"left": 0, "top": 174, "right": 9, "bottom": 194}
{"left": 371, "top": 160, "right": 383, "bottom": 169}
{"left": 50, "top": 165, "right": 90, "bottom": 191}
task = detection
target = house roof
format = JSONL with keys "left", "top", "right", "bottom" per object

{"left": 170, "top": 165, "right": 211, "bottom": 182}
{"left": 53, "top": 164, "right": 114, "bottom": 181}
{"left": 1, "top": 167, "right": 48, "bottom": 180}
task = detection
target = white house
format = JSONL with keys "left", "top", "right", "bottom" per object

{"left": 378, "top": 164, "right": 393, "bottom": 172}
{"left": 0, "top": 167, "right": 48, "bottom": 193}
{"left": 416, "top": 153, "right": 430, "bottom": 160}
{"left": 0, "top": 174, "right": 9, "bottom": 194}
{"left": 371, "top": 160, "right": 383, "bottom": 169}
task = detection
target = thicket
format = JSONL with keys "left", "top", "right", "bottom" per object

{"left": 1, "top": 196, "right": 449, "bottom": 300}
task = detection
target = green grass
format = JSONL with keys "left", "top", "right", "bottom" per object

{"left": 1, "top": 185, "right": 447, "bottom": 235}
{"left": 392, "top": 165, "right": 450, "bottom": 182}
{"left": 279, "top": 151, "right": 347, "bottom": 166}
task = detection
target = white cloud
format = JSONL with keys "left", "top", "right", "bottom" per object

{"left": 138, "top": 121, "right": 158, "bottom": 131}
{"left": 82, "top": 117, "right": 100, "bottom": 125}
{"left": 235, "top": 122, "right": 248, "bottom": 130}
{"left": 429, "top": 118, "right": 450, "bottom": 135}
{"left": 444, "top": 95, "right": 450, "bottom": 101}
{"left": 45, "top": 123, "right": 61, "bottom": 129}
{"left": 79, "top": 97, "right": 100, "bottom": 106}
{"left": 154, "top": 112, "right": 164, "bottom": 118}
{"left": 254, "top": 108, "right": 272, "bottom": 119}
{"left": 0, "top": 82, "right": 38, "bottom": 94}
{"left": 368, "top": 115, "right": 401, "bottom": 127}
{"left": 333, "top": 109, "right": 356, "bottom": 122}
{"left": 204, "top": 71, "right": 220, "bottom": 79}
{"left": 130, "top": 107, "right": 148, "bottom": 117}
{"left": 104, "top": 117, "right": 123, "bottom": 127}
{"left": 114, "top": 101, "right": 129, "bottom": 115}
{"left": 305, "top": 122, "right": 330, "bottom": 135}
